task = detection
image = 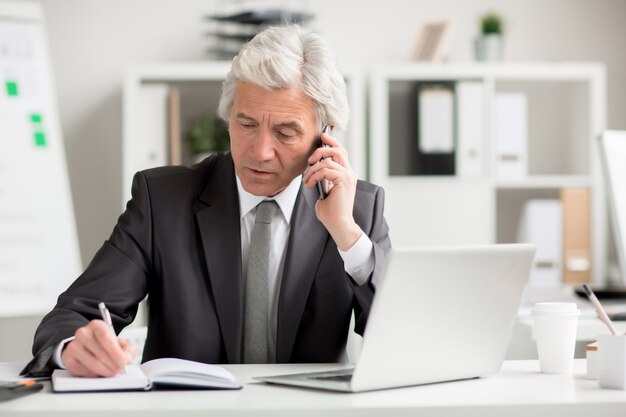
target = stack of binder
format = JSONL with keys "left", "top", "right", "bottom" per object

{"left": 410, "top": 81, "right": 485, "bottom": 178}
{"left": 516, "top": 189, "right": 592, "bottom": 288}
{"left": 205, "top": 9, "right": 314, "bottom": 59}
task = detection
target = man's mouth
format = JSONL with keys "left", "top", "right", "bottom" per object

{"left": 249, "top": 168, "right": 273, "bottom": 176}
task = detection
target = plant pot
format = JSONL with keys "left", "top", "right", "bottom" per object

{"left": 474, "top": 34, "right": 504, "bottom": 62}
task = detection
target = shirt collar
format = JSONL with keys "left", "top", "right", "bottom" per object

{"left": 236, "top": 175, "right": 302, "bottom": 224}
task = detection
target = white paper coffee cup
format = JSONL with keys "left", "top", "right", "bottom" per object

{"left": 532, "top": 302, "right": 580, "bottom": 374}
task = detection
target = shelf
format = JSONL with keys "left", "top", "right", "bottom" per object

{"left": 494, "top": 176, "right": 592, "bottom": 190}
{"left": 126, "top": 62, "right": 232, "bottom": 82}
{"left": 369, "top": 62, "right": 607, "bottom": 285}
{"left": 371, "top": 62, "right": 605, "bottom": 82}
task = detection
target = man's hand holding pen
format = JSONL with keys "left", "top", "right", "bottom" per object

{"left": 60, "top": 303, "right": 137, "bottom": 377}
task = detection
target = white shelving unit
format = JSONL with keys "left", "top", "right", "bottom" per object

{"left": 124, "top": 61, "right": 608, "bottom": 285}
{"left": 123, "top": 61, "right": 367, "bottom": 205}
{"left": 369, "top": 63, "right": 607, "bottom": 284}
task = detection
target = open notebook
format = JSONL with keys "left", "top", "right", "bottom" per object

{"left": 51, "top": 358, "right": 241, "bottom": 392}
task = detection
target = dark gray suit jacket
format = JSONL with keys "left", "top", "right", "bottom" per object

{"left": 23, "top": 153, "right": 390, "bottom": 377}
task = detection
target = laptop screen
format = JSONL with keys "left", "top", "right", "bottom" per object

{"left": 599, "top": 131, "right": 626, "bottom": 284}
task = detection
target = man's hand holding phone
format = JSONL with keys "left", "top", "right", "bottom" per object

{"left": 303, "top": 127, "right": 363, "bottom": 252}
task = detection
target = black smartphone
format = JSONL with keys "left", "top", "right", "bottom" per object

{"left": 315, "top": 125, "right": 331, "bottom": 200}
{"left": 0, "top": 380, "right": 43, "bottom": 402}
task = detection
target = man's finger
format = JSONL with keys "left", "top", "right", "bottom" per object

{"left": 307, "top": 146, "right": 346, "bottom": 167}
{"left": 79, "top": 321, "right": 125, "bottom": 371}
{"left": 320, "top": 131, "right": 341, "bottom": 147}
{"left": 64, "top": 340, "right": 119, "bottom": 377}
{"left": 304, "top": 160, "right": 346, "bottom": 187}
{"left": 92, "top": 321, "right": 128, "bottom": 369}
{"left": 81, "top": 330, "right": 124, "bottom": 372}
{"left": 119, "top": 338, "right": 138, "bottom": 364}
{"left": 63, "top": 353, "right": 99, "bottom": 378}
{"left": 73, "top": 323, "right": 121, "bottom": 373}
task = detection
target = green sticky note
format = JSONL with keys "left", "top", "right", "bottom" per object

{"left": 6, "top": 81, "right": 19, "bottom": 97}
{"left": 31, "top": 113, "right": 42, "bottom": 123}
{"left": 34, "top": 132, "right": 46, "bottom": 147}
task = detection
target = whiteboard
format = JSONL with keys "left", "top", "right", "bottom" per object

{"left": 0, "top": 1, "right": 81, "bottom": 316}
{"left": 600, "top": 131, "right": 626, "bottom": 284}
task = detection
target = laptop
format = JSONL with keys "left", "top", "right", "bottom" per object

{"left": 255, "top": 244, "right": 535, "bottom": 392}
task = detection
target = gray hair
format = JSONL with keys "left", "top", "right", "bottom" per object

{"left": 217, "top": 25, "right": 349, "bottom": 132}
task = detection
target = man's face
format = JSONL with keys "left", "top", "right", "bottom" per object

{"left": 229, "top": 80, "right": 319, "bottom": 197}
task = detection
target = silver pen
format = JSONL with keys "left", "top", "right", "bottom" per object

{"left": 98, "top": 302, "right": 128, "bottom": 373}
{"left": 98, "top": 302, "right": 116, "bottom": 336}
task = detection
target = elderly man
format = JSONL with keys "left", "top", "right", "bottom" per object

{"left": 23, "top": 24, "right": 390, "bottom": 378}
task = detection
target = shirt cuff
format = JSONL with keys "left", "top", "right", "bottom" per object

{"left": 53, "top": 336, "right": 75, "bottom": 369}
{"left": 338, "top": 232, "right": 374, "bottom": 286}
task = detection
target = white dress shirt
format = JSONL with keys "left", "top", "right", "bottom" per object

{"left": 55, "top": 175, "right": 374, "bottom": 368}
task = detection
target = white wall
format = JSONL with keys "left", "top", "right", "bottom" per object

{"left": 3, "top": 0, "right": 625, "bottom": 362}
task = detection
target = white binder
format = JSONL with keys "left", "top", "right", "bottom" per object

{"left": 493, "top": 93, "right": 527, "bottom": 179}
{"left": 517, "top": 199, "right": 563, "bottom": 287}
{"left": 456, "top": 82, "right": 484, "bottom": 178}
{"left": 418, "top": 86, "right": 454, "bottom": 153}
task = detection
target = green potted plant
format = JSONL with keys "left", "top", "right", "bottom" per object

{"left": 475, "top": 12, "right": 504, "bottom": 61}
{"left": 185, "top": 114, "right": 230, "bottom": 163}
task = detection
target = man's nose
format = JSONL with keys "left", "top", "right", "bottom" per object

{"left": 250, "top": 128, "right": 275, "bottom": 160}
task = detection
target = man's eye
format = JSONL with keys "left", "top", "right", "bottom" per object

{"left": 240, "top": 122, "right": 256, "bottom": 129}
{"left": 277, "top": 129, "right": 297, "bottom": 139}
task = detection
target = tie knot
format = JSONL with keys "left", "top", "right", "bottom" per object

{"left": 255, "top": 200, "right": 277, "bottom": 224}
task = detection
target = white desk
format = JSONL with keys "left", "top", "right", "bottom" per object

{"left": 2, "top": 360, "right": 626, "bottom": 417}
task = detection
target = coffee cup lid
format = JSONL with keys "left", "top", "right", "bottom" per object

{"left": 532, "top": 302, "right": 580, "bottom": 315}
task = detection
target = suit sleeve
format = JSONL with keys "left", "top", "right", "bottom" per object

{"left": 21, "top": 172, "right": 153, "bottom": 377}
{"left": 352, "top": 185, "right": 391, "bottom": 335}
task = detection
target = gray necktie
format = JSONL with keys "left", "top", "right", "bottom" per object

{"left": 244, "top": 200, "right": 278, "bottom": 363}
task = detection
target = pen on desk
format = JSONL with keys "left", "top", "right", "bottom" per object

{"left": 581, "top": 284, "right": 618, "bottom": 335}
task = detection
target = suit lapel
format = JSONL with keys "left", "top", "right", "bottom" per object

{"left": 195, "top": 154, "right": 243, "bottom": 364}
{"left": 276, "top": 185, "right": 328, "bottom": 362}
